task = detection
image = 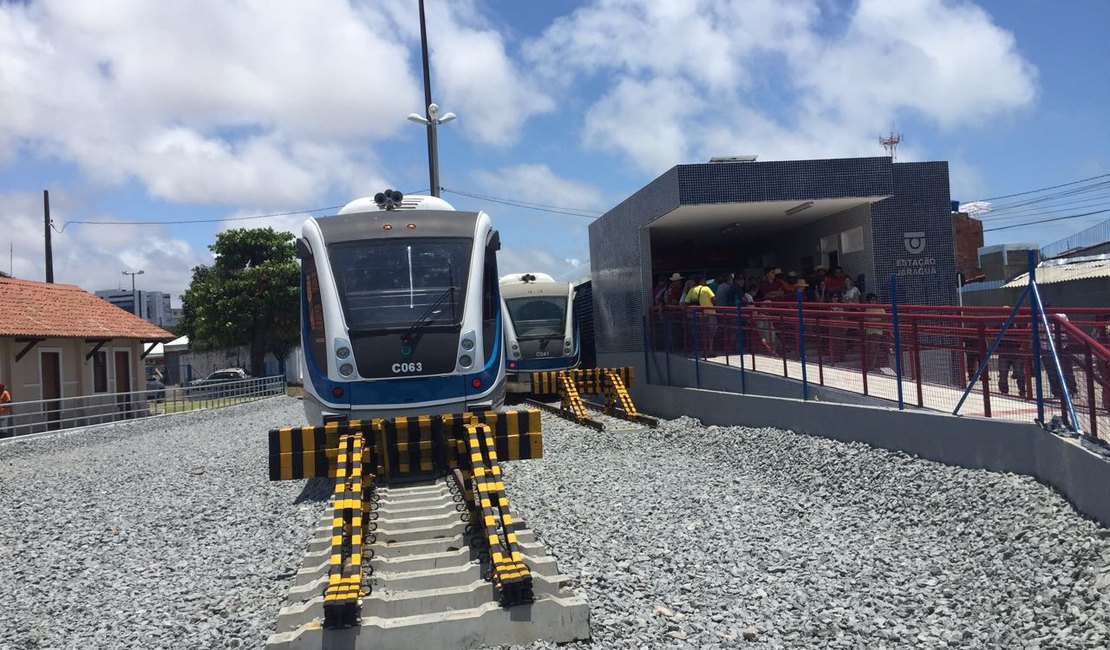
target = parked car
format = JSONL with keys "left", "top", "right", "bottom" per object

{"left": 186, "top": 368, "right": 250, "bottom": 398}
{"left": 145, "top": 367, "right": 165, "bottom": 401}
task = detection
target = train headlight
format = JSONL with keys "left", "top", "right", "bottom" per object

{"left": 459, "top": 354, "right": 472, "bottom": 368}
{"left": 511, "top": 343, "right": 519, "bottom": 351}
{"left": 336, "top": 346, "right": 351, "bottom": 359}
{"left": 461, "top": 338, "right": 474, "bottom": 351}
{"left": 339, "top": 363, "right": 355, "bottom": 376}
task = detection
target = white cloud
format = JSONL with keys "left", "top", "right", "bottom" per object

{"left": 581, "top": 77, "right": 705, "bottom": 175}
{"left": 0, "top": 1, "right": 441, "bottom": 206}
{"left": 526, "top": 0, "right": 1037, "bottom": 172}
{"left": 800, "top": 0, "right": 1038, "bottom": 130}
{"left": 379, "top": 0, "right": 555, "bottom": 147}
{"left": 472, "top": 164, "right": 608, "bottom": 213}
{"left": 497, "top": 246, "right": 589, "bottom": 284}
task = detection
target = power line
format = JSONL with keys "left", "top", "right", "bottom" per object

{"left": 985, "top": 180, "right": 1110, "bottom": 214}
{"left": 979, "top": 194, "right": 1110, "bottom": 222}
{"left": 442, "top": 187, "right": 601, "bottom": 218}
{"left": 972, "top": 172, "right": 1110, "bottom": 203}
{"left": 58, "top": 204, "right": 345, "bottom": 232}
{"left": 981, "top": 208, "right": 1110, "bottom": 231}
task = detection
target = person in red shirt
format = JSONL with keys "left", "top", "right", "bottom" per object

{"left": 756, "top": 268, "right": 785, "bottom": 301}
{"left": 824, "top": 266, "right": 847, "bottom": 295}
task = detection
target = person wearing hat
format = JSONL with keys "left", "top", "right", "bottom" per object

{"left": 0, "top": 381, "right": 11, "bottom": 438}
{"left": 756, "top": 267, "right": 785, "bottom": 301}
{"left": 660, "top": 272, "right": 686, "bottom": 306}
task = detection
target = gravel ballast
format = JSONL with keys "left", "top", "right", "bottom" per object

{"left": 0, "top": 397, "right": 325, "bottom": 650}
{"left": 3, "top": 398, "right": 1110, "bottom": 649}
{"left": 501, "top": 414, "right": 1110, "bottom": 649}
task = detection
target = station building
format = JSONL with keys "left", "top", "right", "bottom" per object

{"left": 587, "top": 156, "right": 955, "bottom": 361}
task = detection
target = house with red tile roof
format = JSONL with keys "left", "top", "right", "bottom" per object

{"left": 0, "top": 277, "right": 175, "bottom": 433}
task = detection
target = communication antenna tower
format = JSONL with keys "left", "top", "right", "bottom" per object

{"left": 880, "top": 130, "right": 902, "bottom": 161}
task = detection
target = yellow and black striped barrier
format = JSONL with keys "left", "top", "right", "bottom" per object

{"left": 528, "top": 368, "right": 657, "bottom": 429}
{"left": 267, "top": 410, "right": 543, "bottom": 482}
{"left": 268, "top": 409, "right": 544, "bottom": 629}
{"left": 322, "top": 431, "right": 372, "bottom": 629}
{"left": 462, "top": 421, "right": 532, "bottom": 606}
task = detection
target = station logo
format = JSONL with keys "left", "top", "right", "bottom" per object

{"left": 903, "top": 232, "right": 926, "bottom": 255}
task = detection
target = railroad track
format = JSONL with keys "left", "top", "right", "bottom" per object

{"left": 265, "top": 413, "right": 590, "bottom": 649}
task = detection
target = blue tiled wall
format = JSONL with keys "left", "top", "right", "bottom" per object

{"left": 589, "top": 158, "right": 954, "bottom": 356}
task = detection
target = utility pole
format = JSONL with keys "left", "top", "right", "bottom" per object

{"left": 44, "top": 190, "right": 54, "bottom": 283}
{"left": 418, "top": 0, "right": 439, "bottom": 197}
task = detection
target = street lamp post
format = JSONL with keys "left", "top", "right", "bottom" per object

{"left": 408, "top": 0, "right": 455, "bottom": 197}
{"left": 122, "top": 269, "right": 144, "bottom": 316}
{"left": 407, "top": 103, "right": 455, "bottom": 197}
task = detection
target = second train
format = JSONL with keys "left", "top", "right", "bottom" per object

{"left": 500, "top": 272, "right": 580, "bottom": 394}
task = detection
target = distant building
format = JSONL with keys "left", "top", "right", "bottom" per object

{"left": 587, "top": 156, "right": 957, "bottom": 364}
{"left": 94, "top": 289, "right": 178, "bottom": 328}
{"left": 952, "top": 209, "right": 984, "bottom": 281}
{"left": 0, "top": 277, "right": 175, "bottom": 433}
{"left": 978, "top": 243, "right": 1040, "bottom": 283}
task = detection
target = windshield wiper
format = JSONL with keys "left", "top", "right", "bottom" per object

{"left": 401, "top": 286, "right": 455, "bottom": 345}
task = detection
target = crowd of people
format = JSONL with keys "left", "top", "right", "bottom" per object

{"left": 653, "top": 265, "right": 867, "bottom": 309}
{"left": 651, "top": 268, "right": 1106, "bottom": 411}
{"left": 652, "top": 265, "right": 889, "bottom": 369}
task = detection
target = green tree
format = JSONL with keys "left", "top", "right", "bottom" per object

{"left": 180, "top": 227, "right": 300, "bottom": 377}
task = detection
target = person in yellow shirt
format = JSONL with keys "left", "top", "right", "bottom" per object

{"left": 685, "top": 275, "right": 717, "bottom": 358}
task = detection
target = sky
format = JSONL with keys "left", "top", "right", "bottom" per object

{"left": 1, "top": 0, "right": 1107, "bottom": 305}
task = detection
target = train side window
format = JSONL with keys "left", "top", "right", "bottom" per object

{"left": 302, "top": 255, "right": 327, "bottom": 369}
{"left": 483, "top": 234, "right": 500, "bottom": 349}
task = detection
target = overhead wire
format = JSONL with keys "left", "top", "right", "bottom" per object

{"left": 970, "top": 172, "right": 1110, "bottom": 203}
{"left": 983, "top": 208, "right": 1110, "bottom": 233}
{"left": 441, "top": 187, "right": 601, "bottom": 218}
{"left": 56, "top": 185, "right": 603, "bottom": 230}
{"left": 58, "top": 204, "right": 346, "bottom": 232}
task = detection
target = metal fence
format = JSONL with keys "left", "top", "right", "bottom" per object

{"left": 0, "top": 375, "right": 287, "bottom": 439}
{"left": 648, "top": 300, "right": 1110, "bottom": 444}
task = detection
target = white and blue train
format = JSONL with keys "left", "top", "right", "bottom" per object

{"left": 296, "top": 191, "right": 505, "bottom": 425}
{"left": 500, "top": 273, "right": 579, "bottom": 394}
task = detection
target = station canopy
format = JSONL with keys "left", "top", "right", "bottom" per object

{"left": 648, "top": 196, "right": 888, "bottom": 273}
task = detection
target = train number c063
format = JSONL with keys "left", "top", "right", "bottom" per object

{"left": 391, "top": 362, "right": 424, "bottom": 374}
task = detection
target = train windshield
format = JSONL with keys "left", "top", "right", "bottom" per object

{"left": 505, "top": 296, "right": 567, "bottom": 339}
{"left": 328, "top": 237, "right": 472, "bottom": 330}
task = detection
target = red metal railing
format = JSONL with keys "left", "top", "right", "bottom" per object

{"left": 649, "top": 302, "right": 1110, "bottom": 443}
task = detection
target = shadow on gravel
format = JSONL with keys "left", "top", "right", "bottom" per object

{"left": 294, "top": 477, "right": 333, "bottom": 504}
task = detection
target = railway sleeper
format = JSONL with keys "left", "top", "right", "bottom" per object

{"left": 266, "top": 410, "right": 589, "bottom": 648}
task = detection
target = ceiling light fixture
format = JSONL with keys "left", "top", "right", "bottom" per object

{"left": 785, "top": 201, "right": 815, "bottom": 216}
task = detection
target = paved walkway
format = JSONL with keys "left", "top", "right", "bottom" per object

{"left": 700, "top": 351, "right": 1109, "bottom": 443}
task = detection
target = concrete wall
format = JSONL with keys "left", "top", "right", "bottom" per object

{"left": 764, "top": 203, "right": 876, "bottom": 295}
{"left": 599, "top": 350, "right": 1110, "bottom": 527}
{"left": 623, "top": 350, "right": 899, "bottom": 409}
